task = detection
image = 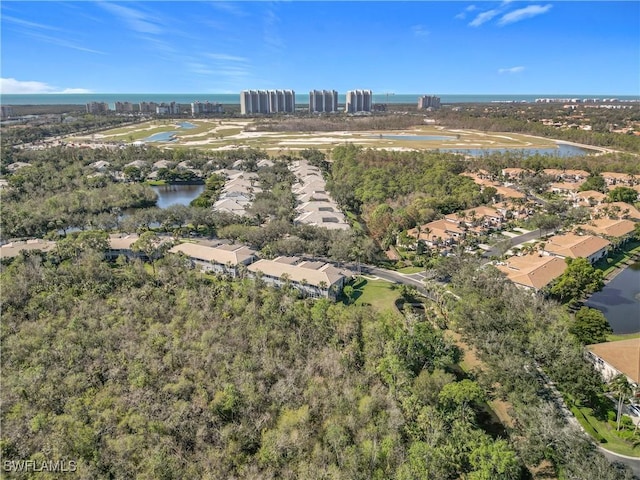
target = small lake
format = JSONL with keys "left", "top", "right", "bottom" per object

{"left": 586, "top": 261, "right": 640, "bottom": 334}
{"left": 144, "top": 131, "right": 177, "bottom": 142}
{"left": 151, "top": 184, "right": 205, "bottom": 208}
{"left": 177, "top": 122, "right": 197, "bottom": 129}
{"left": 441, "top": 143, "right": 593, "bottom": 157}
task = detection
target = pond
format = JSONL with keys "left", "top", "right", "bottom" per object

{"left": 177, "top": 122, "right": 197, "bottom": 129}
{"left": 440, "top": 143, "right": 593, "bottom": 157}
{"left": 151, "top": 184, "right": 205, "bottom": 209}
{"left": 585, "top": 261, "right": 640, "bottom": 334}
{"left": 144, "top": 131, "right": 177, "bottom": 142}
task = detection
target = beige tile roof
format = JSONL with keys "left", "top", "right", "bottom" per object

{"left": 247, "top": 258, "right": 346, "bottom": 287}
{"left": 496, "top": 254, "right": 567, "bottom": 290}
{"left": 108, "top": 234, "right": 140, "bottom": 250}
{"left": 576, "top": 218, "right": 636, "bottom": 238}
{"left": 575, "top": 190, "right": 607, "bottom": 202}
{"left": 169, "top": 243, "right": 255, "bottom": 265}
{"left": 601, "top": 172, "right": 635, "bottom": 183}
{"left": 595, "top": 202, "right": 640, "bottom": 221}
{"left": 0, "top": 239, "right": 56, "bottom": 258}
{"left": 550, "top": 182, "right": 583, "bottom": 192}
{"left": 588, "top": 338, "right": 640, "bottom": 384}
{"left": 494, "top": 185, "right": 526, "bottom": 199}
{"left": 544, "top": 233, "right": 611, "bottom": 258}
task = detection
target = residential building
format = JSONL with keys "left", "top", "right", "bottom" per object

{"left": 601, "top": 172, "right": 636, "bottom": 187}
{"left": 309, "top": 90, "right": 338, "bottom": 113}
{"left": 114, "top": 102, "right": 137, "bottom": 113}
{"left": 139, "top": 102, "right": 159, "bottom": 114}
{"left": 417, "top": 95, "right": 441, "bottom": 110}
{"left": 587, "top": 338, "right": 640, "bottom": 387}
{"left": 86, "top": 102, "right": 109, "bottom": 114}
{"left": 496, "top": 254, "right": 567, "bottom": 291}
{"left": 593, "top": 202, "right": 640, "bottom": 221}
{"left": 444, "top": 206, "right": 504, "bottom": 231}
{"left": 169, "top": 243, "right": 256, "bottom": 277}
{"left": 240, "top": 90, "right": 295, "bottom": 114}
{"left": 575, "top": 218, "right": 636, "bottom": 241}
{"left": 191, "top": 101, "right": 224, "bottom": 115}
{"left": 106, "top": 234, "right": 142, "bottom": 260}
{"left": 346, "top": 90, "right": 372, "bottom": 113}
{"left": 1, "top": 239, "right": 56, "bottom": 260}
{"left": 1, "top": 105, "right": 14, "bottom": 119}
{"left": 247, "top": 256, "right": 349, "bottom": 299}
{"left": 408, "top": 219, "right": 466, "bottom": 247}
{"left": 543, "top": 233, "right": 610, "bottom": 264}
{"left": 573, "top": 190, "right": 607, "bottom": 207}
{"left": 156, "top": 102, "right": 180, "bottom": 115}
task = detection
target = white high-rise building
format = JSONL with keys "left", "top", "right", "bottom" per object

{"left": 345, "top": 90, "right": 372, "bottom": 113}
{"left": 418, "top": 95, "right": 441, "bottom": 110}
{"left": 309, "top": 90, "right": 338, "bottom": 113}
{"left": 241, "top": 90, "right": 295, "bottom": 114}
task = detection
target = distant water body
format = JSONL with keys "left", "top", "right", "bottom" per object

{"left": 2, "top": 93, "right": 639, "bottom": 106}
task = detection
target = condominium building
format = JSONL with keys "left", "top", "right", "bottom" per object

{"left": 240, "top": 90, "right": 295, "bottom": 114}
{"left": 156, "top": 102, "right": 180, "bottom": 115}
{"left": 114, "top": 101, "right": 137, "bottom": 113}
{"left": 309, "top": 90, "right": 338, "bottom": 113}
{"left": 345, "top": 90, "right": 372, "bottom": 113}
{"left": 86, "top": 102, "right": 109, "bottom": 114}
{"left": 418, "top": 95, "right": 441, "bottom": 110}
{"left": 191, "top": 101, "right": 224, "bottom": 115}
{"left": 1, "top": 105, "right": 14, "bottom": 119}
{"left": 139, "top": 102, "right": 159, "bottom": 114}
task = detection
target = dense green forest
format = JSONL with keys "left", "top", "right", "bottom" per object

{"left": 1, "top": 246, "right": 634, "bottom": 478}
{"left": 3, "top": 248, "right": 515, "bottom": 479}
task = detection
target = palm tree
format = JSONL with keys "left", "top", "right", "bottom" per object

{"left": 609, "top": 374, "right": 633, "bottom": 431}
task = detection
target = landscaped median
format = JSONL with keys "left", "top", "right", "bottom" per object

{"left": 567, "top": 396, "right": 640, "bottom": 458}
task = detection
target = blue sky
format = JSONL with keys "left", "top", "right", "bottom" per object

{"left": 1, "top": 1, "right": 638, "bottom": 94}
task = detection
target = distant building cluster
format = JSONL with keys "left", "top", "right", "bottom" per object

{"left": 309, "top": 90, "right": 338, "bottom": 113}
{"left": 240, "top": 90, "right": 296, "bottom": 115}
{"left": 535, "top": 98, "right": 623, "bottom": 103}
{"left": 191, "top": 101, "right": 224, "bottom": 115}
{"left": 86, "top": 102, "right": 109, "bottom": 114}
{"left": 418, "top": 95, "right": 441, "bottom": 110}
{"left": 91, "top": 100, "right": 224, "bottom": 116}
{"left": 346, "top": 89, "right": 372, "bottom": 113}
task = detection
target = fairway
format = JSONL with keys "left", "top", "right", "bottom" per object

{"left": 69, "top": 118, "right": 559, "bottom": 153}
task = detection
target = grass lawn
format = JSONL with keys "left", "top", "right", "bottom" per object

{"left": 595, "top": 241, "right": 640, "bottom": 276}
{"left": 349, "top": 277, "right": 401, "bottom": 313}
{"left": 572, "top": 402, "right": 640, "bottom": 457}
{"left": 607, "top": 331, "right": 640, "bottom": 342}
{"left": 397, "top": 266, "right": 424, "bottom": 274}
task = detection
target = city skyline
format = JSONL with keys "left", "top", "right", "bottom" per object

{"left": 1, "top": 1, "right": 638, "bottom": 95}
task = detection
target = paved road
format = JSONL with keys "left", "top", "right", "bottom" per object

{"left": 482, "top": 228, "right": 558, "bottom": 257}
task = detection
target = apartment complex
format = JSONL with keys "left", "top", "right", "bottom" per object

{"left": 191, "top": 101, "right": 223, "bottom": 115}
{"left": 1, "top": 105, "right": 15, "bottom": 119}
{"left": 418, "top": 95, "right": 441, "bottom": 110}
{"left": 309, "top": 90, "right": 338, "bottom": 113}
{"left": 345, "top": 89, "right": 372, "bottom": 113}
{"left": 86, "top": 102, "right": 109, "bottom": 114}
{"left": 240, "top": 90, "right": 296, "bottom": 114}
{"left": 114, "top": 102, "right": 137, "bottom": 113}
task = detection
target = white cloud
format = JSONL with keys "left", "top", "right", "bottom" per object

{"left": 98, "top": 3, "right": 163, "bottom": 35}
{"left": 0, "top": 78, "right": 91, "bottom": 94}
{"left": 498, "top": 4, "right": 552, "bottom": 25}
{"left": 455, "top": 5, "right": 477, "bottom": 20}
{"left": 469, "top": 9, "right": 500, "bottom": 27}
{"left": 205, "top": 53, "right": 248, "bottom": 63}
{"left": 3, "top": 15, "right": 61, "bottom": 32}
{"left": 412, "top": 25, "right": 429, "bottom": 37}
{"left": 498, "top": 66, "right": 525, "bottom": 74}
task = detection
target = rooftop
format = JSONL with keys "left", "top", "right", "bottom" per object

{"left": 169, "top": 242, "right": 255, "bottom": 265}
{"left": 544, "top": 233, "right": 611, "bottom": 259}
{"left": 588, "top": 338, "right": 640, "bottom": 384}
{"left": 247, "top": 257, "right": 347, "bottom": 287}
{"left": 496, "top": 254, "right": 567, "bottom": 290}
